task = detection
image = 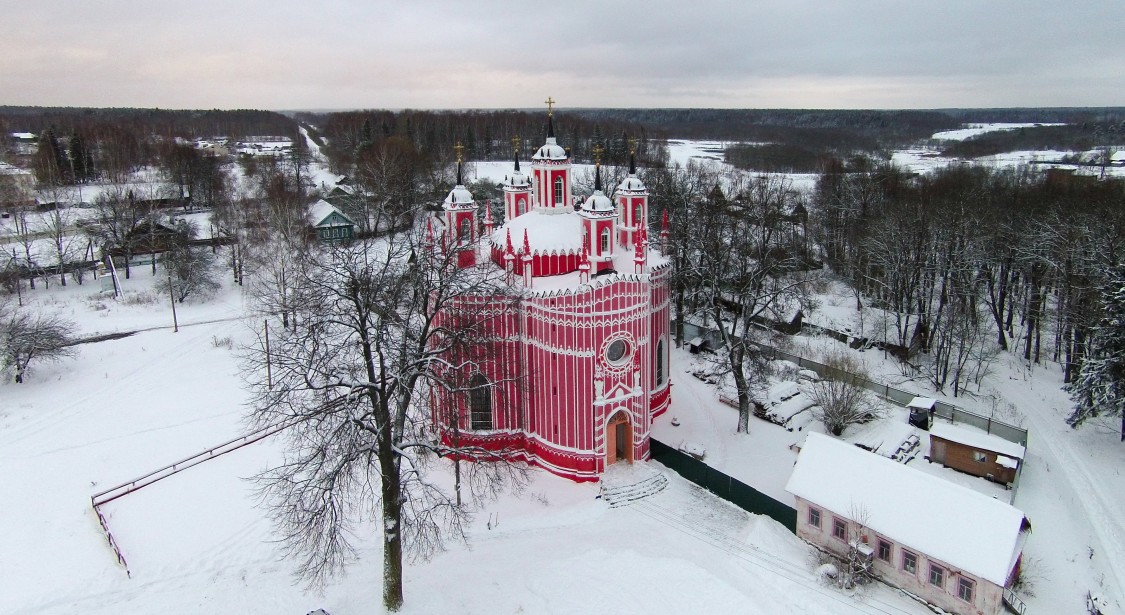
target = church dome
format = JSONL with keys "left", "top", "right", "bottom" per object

{"left": 533, "top": 137, "right": 567, "bottom": 161}
{"left": 617, "top": 175, "right": 646, "bottom": 192}
{"left": 580, "top": 162, "right": 614, "bottom": 215}
{"left": 444, "top": 184, "right": 475, "bottom": 207}
{"left": 581, "top": 190, "right": 614, "bottom": 214}
{"left": 505, "top": 171, "right": 530, "bottom": 187}
{"left": 505, "top": 150, "right": 530, "bottom": 187}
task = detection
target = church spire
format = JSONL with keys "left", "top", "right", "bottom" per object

{"left": 454, "top": 141, "right": 465, "bottom": 185}
{"left": 545, "top": 96, "right": 556, "bottom": 139}
{"left": 593, "top": 143, "right": 603, "bottom": 193}
{"left": 628, "top": 139, "right": 637, "bottom": 175}
{"left": 512, "top": 135, "right": 521, "bottom": 172}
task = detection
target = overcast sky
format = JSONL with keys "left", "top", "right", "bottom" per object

{"left": 1, "top": 1, "right": 1121, "bottom": 111}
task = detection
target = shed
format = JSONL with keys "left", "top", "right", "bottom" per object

{"left": 907, "top": 396, "right": 936, "bottom": 430}
{"left": 928, "top": 422, "right": 1026, "bottom": 485}
{"left": 786, "top": 433, "right": 1031, "bottom": 615}
{"left": 309, "top": 200, "right": 356, "bottom": 242}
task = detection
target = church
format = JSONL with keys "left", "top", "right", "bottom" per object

{"left": 429, "top": 101, "right": 672, "bottom": 482}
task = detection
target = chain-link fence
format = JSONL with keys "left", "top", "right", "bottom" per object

{"left": 678, "top": 321, "right": 1029, "bottom": 448}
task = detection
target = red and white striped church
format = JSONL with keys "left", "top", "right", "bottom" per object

{"left": 430, "top": 101, "right": 672, "bottom": 482}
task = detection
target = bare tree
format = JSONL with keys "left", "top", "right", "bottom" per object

{"left": 806, "top": 351, "right": 884, "bottom": 436}
{"left": 84, "top": 184, "right": 146, "bottom": 279}
{"left": 243, "top": 222, "right": 526, "bottom": 610}
{"left": 683, "top": 174, "right": 816, "bottom": 433}
{"left": 0, "top": 301, "right": 77, "bottom": 383}
{"left": 157, "top": 223, "right": 220, "bottom": 303}
{"left": 840, "top": 504, "right": 875, "bottom": 590}
{"left": 39, "top": 185, "right": 81, "bottom": 287}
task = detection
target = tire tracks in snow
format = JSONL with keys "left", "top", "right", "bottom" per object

{"left": 1016, "top": 390, "right": 1125, "bottom": 603}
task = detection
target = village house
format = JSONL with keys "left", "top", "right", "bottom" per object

{"left": 786, "top": 433, "right": 1031, "bottom": 615}
{"left": 928, "top": 421, "right": 1025, "bottom": 485}
{"left": 308, "top": 199, "right": 356, "bottom": 242}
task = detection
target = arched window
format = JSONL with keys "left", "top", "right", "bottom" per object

{"left": 459, "top": 217, "right": 472, "bottom": 245}
{"left": 635, "top": 204, "right": 644, "bottom": 226}
{"left": 656, "top": 339, "right": 665, "bottom": 386}
{"left": 469, "top": 373, "right": 492, "bottom": 430}
{"left": 600, "top": 228, "right": 610, "bottom": 254}
{"left": 554, "top": 176, "right": 564, "bottom": 205}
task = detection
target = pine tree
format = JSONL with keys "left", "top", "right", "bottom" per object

{"left": 68, "top": 132, "right": 89, "bottom": 183}
{"left": 1067, "top": 262, "right": 1125, "bottom": 441}
{"left": 33, "top": 128, "right": 68, "bottom": 185}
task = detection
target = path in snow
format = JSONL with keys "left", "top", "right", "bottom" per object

{"left": 991, "top": 354, "right": 1125, "bottom": 610}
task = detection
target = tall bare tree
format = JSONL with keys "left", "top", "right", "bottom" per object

{"left": 683, "top": 174, "right": 816, "bottom": 433}
{"left": 243, "top": 220, "right": 525, "bottom": 610}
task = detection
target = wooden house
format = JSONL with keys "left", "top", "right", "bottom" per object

{"left": 787, "top": 433, "right": 1031, "bottom": 615}
{"left": 308, "top": 200, "right": 356, "bottom": 242}
{"left": 928, "top": 422, "right": 1025, "bottom": 485}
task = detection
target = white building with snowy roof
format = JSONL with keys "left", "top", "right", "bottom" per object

{"left": 786, "top": 432, "right": 1031, "bottom": 615}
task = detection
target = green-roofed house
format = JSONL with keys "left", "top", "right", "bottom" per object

{"left": 309, "top": 199, "right": 356, "bottom": 242}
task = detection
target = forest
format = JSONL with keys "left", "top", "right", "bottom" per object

{"left": 643, "top": 155, "right": 1125, "bottom": 434}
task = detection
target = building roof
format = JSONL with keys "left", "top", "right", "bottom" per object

{"left": 443, "top": 184, "right": 475, "bottom": 207}
{"left": 309, "top": 200, "right": 355, "bottom": 227}
{"left": 929, "top": 422, "right": 1026, "bottom": 460}
{"left": 533, "top": 137, "right": 567, "bottom": 161}
{"left": 786, "top": 432, "right": 1029, "bottom": 586}
{"left": 493, "top": 209, "right": 584, "bottom": 253}
{"left": 907, "top": 397, "right": 936, "bottom": 410}
{"left": 617, "top": 175, "right": 646, "bottom": 192}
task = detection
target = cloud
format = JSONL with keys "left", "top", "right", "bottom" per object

{"left": 1, "top": 1, "right": 1121, "bottom": 109}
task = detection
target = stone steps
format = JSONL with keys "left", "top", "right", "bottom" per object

{"left": 600, "top": 468, "right": 668, "bottom": 508}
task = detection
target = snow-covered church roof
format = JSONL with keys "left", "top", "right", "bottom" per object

{"left": 786, "top": 433, "right": 1030, "bottom": 586}
{"left": 492, "top": 209, "right": 584, "bottom": 253}
{"left": 533, "top": 137, "right": 567, "bottom": 161}
{"left": 444, "top": 184, "right": 475, "bottom": 206}
{"left": 580, "top": 164, "right": 615, "bottom": 214}
{"left": 617, "top": 152, "right": 646, "bottom": 193}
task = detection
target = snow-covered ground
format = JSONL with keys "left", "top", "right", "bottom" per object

{"left": 664, "top": 278, "right": 1125, "bottom": 614}
{"left": 930, "top": 122, "right": 1066, "bottom": 141}
{"left": 4, "top": 133, "right": 1125, "bottom": 614}
{"left": 3, "top": 275, "right": 941, "bottom": 615}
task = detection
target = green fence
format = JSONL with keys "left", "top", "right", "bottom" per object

{"left": 650, "top": 438, "right": 797, "bottom": 533}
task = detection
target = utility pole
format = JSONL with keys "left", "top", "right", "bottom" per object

{"left": 168, "top": 267, "right": 179, "bottom": 333}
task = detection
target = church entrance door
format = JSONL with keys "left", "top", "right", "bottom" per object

{"left": 606, "top": 411, "right": 633, "bottom": 466}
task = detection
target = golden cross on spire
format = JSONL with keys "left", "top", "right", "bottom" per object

{"left": 628, "top": 137, "right": 638, "bottom": 155}
{"left": 592, "top": 143, "right": 604, "bottom": 166}
{"left": 511, "top": 135, "right": 521, "bottom": 153}
{"left": 454, "top": 141, "right": 464, "bottom": 163}
{"left": 545, "top": 96, "right": 556, "bottom": 117}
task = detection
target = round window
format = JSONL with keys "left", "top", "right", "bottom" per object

{"left": 606, "top": 339, "right": 628, "bottom": 363}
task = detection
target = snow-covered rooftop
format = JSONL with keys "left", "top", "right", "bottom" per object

{"left": 786, "top": 433, "right": 1029, "bottom": 586}
{"left": 532, "top": 137, "right": 567, "bottom": 161}
{"left": 580, "top": 190, "right": 614, "bottom": 214}
{"left": 907, "top": 397, "right": 936, "bottom": 410}
{"left": 493, "top": 209, "right": 584, "bottom": 254}
{"left": 308, "top": 199, "right": 352, "bottom": 226}
{"left": 617, "top": 175, "right": 646, "bottom": 192}
{"left": 929, "top": 422, "right": 1026, "bottom": 460}
{"left": 444, "top": 184, "right": 475, "bottom": 206}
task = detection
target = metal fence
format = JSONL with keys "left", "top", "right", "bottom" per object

{"left": 678, "top": 321, "right": 1029, "bottom": 448}
{"left": 650, "top": 439, "right": 797, "bottom": 532}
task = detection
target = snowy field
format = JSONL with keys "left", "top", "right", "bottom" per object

{"left": 930, "top": 122, "right": 1066, "bottom": 141}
